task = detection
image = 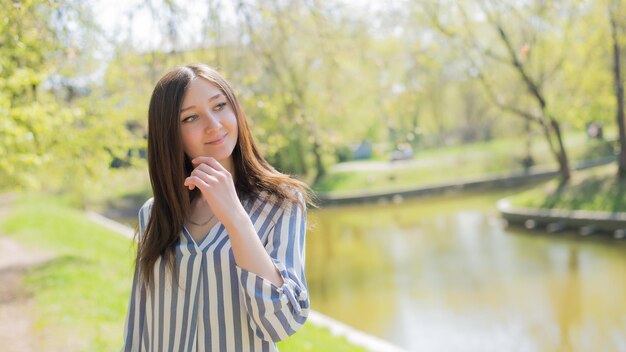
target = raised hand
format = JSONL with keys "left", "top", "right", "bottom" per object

{"left": 184, "top": 156, "right": 245, "bottom": 227}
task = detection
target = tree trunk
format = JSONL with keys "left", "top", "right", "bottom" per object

{"left": 487, "top": 20, "right": 572, "bottom": 181}
{"left": 610, "top": 7, "right": 626, "bottom": 179}
{"left": 311, "top": 136, "right": 326, "bottom": 185}
{"left": 550, "top": 118, "right": 571, "bottom": 182}
{"left": 523, "top": 119, "right": 533, "bottom": 173}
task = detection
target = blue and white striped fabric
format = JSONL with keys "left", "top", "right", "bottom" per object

{"left": 121, "top": 191, "right": 309, "bottom": 351}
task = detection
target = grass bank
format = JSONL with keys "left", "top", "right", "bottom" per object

{"left": 508, "top": 164, "right": 626, "bottom": 213}
{"left": 0, "top": 194, "right": 364, "bottom": 351}
{"left": 314, "top": 134, "right": 615, "bottom": 194}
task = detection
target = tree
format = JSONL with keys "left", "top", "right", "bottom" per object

{"left": 424, "top": 0, "right": 576, "bottom": 181}
{"left": 234, "top": 0, "right": 363, "bottom": 182}
{"left": 0, "top": 0, "right": 133, "bottom": 202}
{"left": 0, "top": 0, "right": 71, "bottom": 190}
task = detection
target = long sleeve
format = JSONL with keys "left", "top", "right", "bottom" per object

{"left": 121, "top": 199, "right": 152, "bottom": 352}
{"left": 235, "top": 192, "right": 310, "bottom": 342}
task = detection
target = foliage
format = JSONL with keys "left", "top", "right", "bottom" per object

{"left": 1, "top": 0, "right": 138, "bottom": 203}
{"left": 1, "top": 0, "right": 58, "bottom": 189}
{"left": 2, "top": 0, "right": 626, "bottom": 197}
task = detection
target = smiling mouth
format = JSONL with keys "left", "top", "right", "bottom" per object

{"left": 206, "top": 134, "right": 227, "bottom": 145}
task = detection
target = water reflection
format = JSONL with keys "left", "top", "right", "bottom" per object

{"left": 306, "top": 191, "right": 626, "bottom": 351}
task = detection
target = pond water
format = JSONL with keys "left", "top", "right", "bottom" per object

{"left": 306, "top": 190, "right": 626, "bottom": 351}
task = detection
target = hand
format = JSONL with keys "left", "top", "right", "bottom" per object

{"left": 184, "top": 157, "right": 246, "bottom": 227}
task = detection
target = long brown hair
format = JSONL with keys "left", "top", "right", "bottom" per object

{"left": 138, "top": 64, "right": 314, "bottom": 285}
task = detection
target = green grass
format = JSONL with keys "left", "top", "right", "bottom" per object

{"left": 508, "top": 164, "right": 626, "bottom": 212}
{"left": 0, "top": 194, "right": 364, "bottom": 351}
{"left": 314, "top": 134, "right": 616, "bottom": 194}
{"left": 314, "top": 154, "right": 516, "bottom": 194}
{"left": 1, "top": 194, "right": 136, "bottom": 350}
{"left": 278, "top": 324, "right": 366, "bottom": 351}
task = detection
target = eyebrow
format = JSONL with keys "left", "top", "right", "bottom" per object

{"left": 179, "top": 93, "right": 223, "bottom": 114}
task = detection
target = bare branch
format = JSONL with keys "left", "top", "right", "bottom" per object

{"left": 479, "top": 3, "right": 547, "bottom": 110}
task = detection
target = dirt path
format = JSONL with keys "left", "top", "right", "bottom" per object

{"left": 0, "top": 194, "right": 55, "bottom": 352}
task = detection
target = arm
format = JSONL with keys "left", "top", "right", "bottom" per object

{"left": 184, "top": 156, "right": 284, "bottom": 285}
{"left": 235, "top": 193, "right": 309, "bottom": 342}
{"left": 225, "top": 201, "right": 284, "bottom": 287}
{"left": 184, "top": 157, "right": 310, "bottom": 341}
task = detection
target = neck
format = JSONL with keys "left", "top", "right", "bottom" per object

{"left": 189, "top": 196, "right": 213, "bottom": 223}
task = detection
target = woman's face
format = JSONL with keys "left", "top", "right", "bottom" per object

{"left": 179, "top": 77, "right": 238, "bottom": 168}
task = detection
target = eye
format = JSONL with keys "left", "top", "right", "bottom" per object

{"left": 181, "top": 114, "right": 198, "bottom": 123}
{"left": 214, "top": 102, "right": 227, "bottom": 111}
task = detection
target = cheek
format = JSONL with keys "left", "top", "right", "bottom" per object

{"left": 232, "top": 121, "right": 239, "bottom": 136}
{"left": 180, "top": 129, "right": 198, "bottom": 150}
{"left": 227, "top": 114, "right": 239, "bottom": 134}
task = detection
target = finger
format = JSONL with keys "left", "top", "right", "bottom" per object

{"left": 184, "top": 176, "right": 202, "bottom": 190}
{"left": 192, "top": 156, "right": 216, "bottom": 166}
{"left": 185, "top": 175, "right": 209, "bottom": 191}
{"left": 195, "top": 162, "right": 218, "bottom": 176}
{"left": 184, "top": 177, "right": 195, "bottom": 190}
{"left": 203, "top": 157, "right": 229, "bottom": 174}
{"left": 195, "top": 163, "right": 229, "bottom": 183}
{"left": 191, "top": 168, "right": 220, "bottom": 185}
{"left": 192, "top": 157, "right": 229, "bottom": 174}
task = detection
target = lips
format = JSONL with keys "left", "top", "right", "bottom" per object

{"left": 206, "top": 134, "right": 227, "bottom": 145}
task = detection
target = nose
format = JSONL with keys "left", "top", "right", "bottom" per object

{"left": 202, "top": 112, "right": 222, "bottom": 131}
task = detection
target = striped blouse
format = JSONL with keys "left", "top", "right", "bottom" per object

{"left": 121, "top": 191, "right": 309, "bottom": 351}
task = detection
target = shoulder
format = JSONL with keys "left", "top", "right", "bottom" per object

{"left": 256, "top": 186, "right": 306, "bottom": 212}
{"left": 246, "top": 187, "right": 305, "bottom": 227}
{"left": 274, "top": 187, "right": 307, "bottom": 223}
{"left": 137, "top": 197, "right": 154, "bottom": 237}
{"left": 139, "top": 197, "right": 154, "bottom": 218}
{"left": 282, "top": 186, "right": 307, "bottom": 213}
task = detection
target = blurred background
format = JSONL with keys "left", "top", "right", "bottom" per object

{"left": 1, "top": 0, "right": 626, "bottom": 351}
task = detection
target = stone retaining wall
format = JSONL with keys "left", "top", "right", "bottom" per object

{"left": 497, "top": 198, "right": 626, "bottom": 239}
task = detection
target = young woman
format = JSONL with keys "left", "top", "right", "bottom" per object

{"left": 122, "top": 64, "right": 312, "bottom": 351}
